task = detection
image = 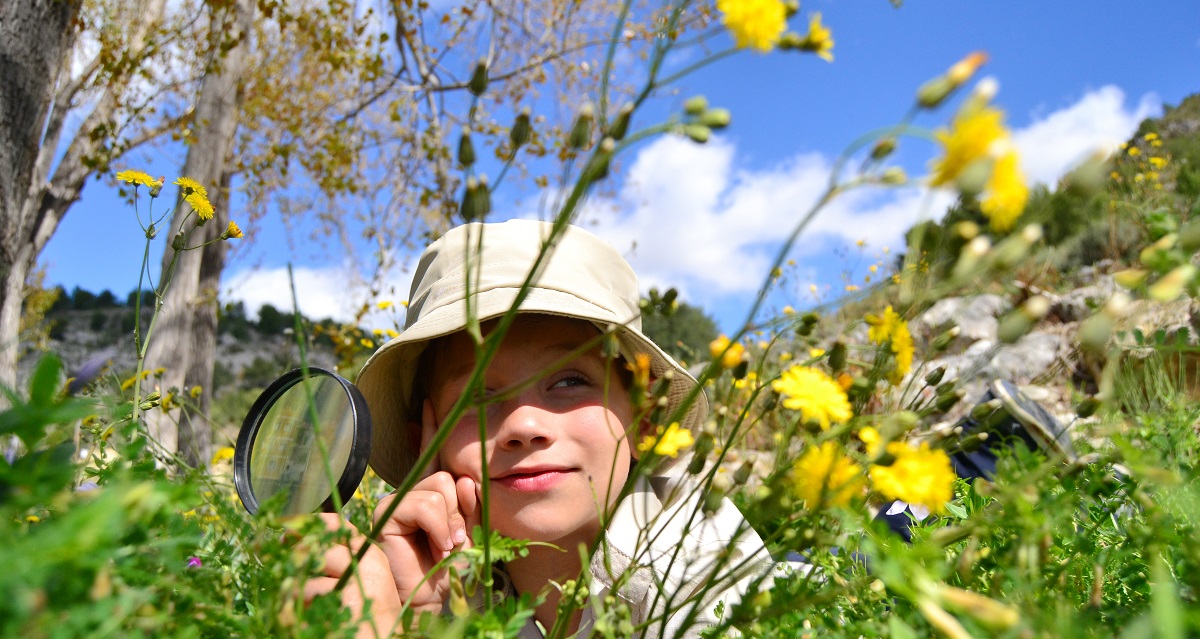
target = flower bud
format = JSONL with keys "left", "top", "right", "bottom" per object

{"left": 510, "top": 108, "right": 532, "bottom": 148}
{"left": 1113, "top": 268, "right": 1148, "bottom": 290}
{"left": 608, "top": 102, "right": 634, "bottom": 141}
{"left": 935, "top": 389, "right": 965, "bottom": 413}
{"left": 682, "top": 124, "right": 711, "bottom": 144}
{"left": 733, "top": 460, "right": 754, "bottom": 486}
{"left": 955, "top": 155, "right": 994, "bottom": 197}
{"left": 149, "top": 178, "right": 164, "bottom": 198}
{"left": 925, "top": 366, "right": 946, "bottom": 387}
{"left": 683, "top": 96, "right": 708, "bottom": 116}
{"left": 932, "top": 326, "right": 960, "bottom": 352}
{"left": 459, "top": 176, "right": 481, "bottom": 221}
{"left": 951, "top": 236, "right": 991, "bottom": 282}
{"left": 828, "top": 339, "right": 847, "bottom": 373}
{"left": 997, "top": 295, "right": 1048, "bottom": 344}
{"left": 457, "top": 128, "right": 475, "bottom": 167}
{"left": 871, "top": 137, "right": 896, "bottom": 160}
{"left": 145, "top": 222, "right": 157, "bottom": 240}
{"left": 585, "top": 137, "right": 615, "bottom": 180}
{"left": 1148, "top": 263, "right": 1196, "bottom": 302}
{"left": 1075, "top": 396, "right": 1101, "bottom": 419}
{"left": 698, "top": 108, "right": 732, "bottom": 129}
{"left": 1139, "top": 233, "right": 1178, "bottom": 270}
{"left": 568, "top": 103, "right": 595, "bottom": 150}
{"left": 1178, "top": 216, "right": 1200, "bottom": 253}
{"left": 468, "top": 58, "right": 488, "bottom": 96}
{"left": 880, "top": 167, "right": 907, "bottom": 185}
{"left": 171, "top": 232, "right": 185, "bottom": 251}
{"left": 915, "top": 51, "right": 988, "bottom": 109}
{"left": 1061, "top": 149, "right": 1111, "bottom": 195}
{"left": 1077, "top": 293, "right": 1130, "bottom": 353}
{"left": 777, "top": 32, "right": 803, "bottom": 50}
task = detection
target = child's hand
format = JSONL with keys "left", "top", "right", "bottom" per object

{"left": 304, "top": 513, "right": 403, "bottom": 639}
{"left": 373, "top": 471, "right": 481, "bottom": 613}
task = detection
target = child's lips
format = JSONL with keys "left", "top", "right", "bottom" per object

{"left": 492, "top": 466, "right": 574, "bottom": 492}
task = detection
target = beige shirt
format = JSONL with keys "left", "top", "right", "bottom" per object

{"left": 480, "top": 472, "right": 780, "bottom": 638}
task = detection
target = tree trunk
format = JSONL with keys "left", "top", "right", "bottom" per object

{"left": 0, "top": 0, "right": 80, "bottom": 391}
{"left": 144, "top": 0, "right": 253, "bottom": 463}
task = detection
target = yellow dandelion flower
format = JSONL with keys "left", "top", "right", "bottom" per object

{"left": 385, "top": 328, "right": 399, "bottom": 339}
{"left": 1143, "top": 132, "right": 1159, "bottom": 141}
{"left": 716, "top": 0, "right": 787, "bottom": 52}
{"left": 869, "top": 441, "right": 956, "bottom": 513}
{"left": 372, "top": 328, "right": 385, "bottom": 336}
{"left": 869, "top": 264, "right": 878, "bottom": 273}
{"left": 789, "top": 441, "right": 863, "bottom": 508}
{"left": 153, "top": 367, "right": 166, "bottom": 375}
{"left": 638, "top": 422, "right": 695, "bottom": 458}
{"left": 627, "top": 353, "right": 652, "bottom": 390}
{"left": 796, "top": 12, "right": 834, "bottom": 61}
{"left": 733, "top": 371, "right": 759, "bottom": 391}
{"left": 845, "top": 284, "right": 859, "bottom": 292}
{"left": 26, "top": 514, "right": 40, "bottom": 524}
{"left": 783, "top": 305, "right": 795, "bottom": 315}
{"left": 865, "top": 306, "right": 914, "bottom": 385}
{"left": 222, "top": 221, "right": 243, "bottom": 240}
{"left": 360, "top": 338, "right": 375, "bottom": 349}
{"left": 174, "top": 177, "right": 208, "bottom": 197}
{"left": 779, "top": 352, "right": 792, "bottom": 362}
{"left": 980, "top": 150, "right": 1028, "bottom": 232}
{"left": 709, "top": 334, "right": 745, "bottom": 369}
{"left": 809, "top": 348, "right": 826, "bottom": 359}
{"left": 772, "top": 365, "right": 853, "bottom": 429}
{"left": 858, "top": 426, "right": 883, "bottom": 458}
{"left": 1128, "top": 146, "right": 1141, "bottom": 157}
{"left": 1148, "top": 156, "right": 1167, "bottom": 169}
{"left": 116, "top": 170, "right": 158, "bottom": 188}
{"left": 210, "top": 446, "right": 235, "bottom": 466}
{"left": 377, "top": 300, "right": 394, "bottom": 310}
{"left": 120, "top": 375, "right": 137, "bottom": 391}
{"left": 930, "top": 106, "right": 1008, "bottom": 186}
{"left": 856, "top": 239, "right": 866, "bottom": 248}
{"left": 1151, "top": 139, "right": 1163, "bottom": 147}
{"left": 190, "top": 385, "right": 203, "bottom": 398}
{"left": 186, "top": 192, "right": 214, "bottom": 220}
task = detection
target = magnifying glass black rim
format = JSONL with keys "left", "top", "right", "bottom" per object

{"left": 233, "top": 367, "right": 372, "bottom": 515}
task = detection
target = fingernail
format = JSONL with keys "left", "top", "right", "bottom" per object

{"left": 453, "top": 527, "right": 467, "bottom": 545}
{"left": 445, "top": 536, "right": 456, "bottom": 551}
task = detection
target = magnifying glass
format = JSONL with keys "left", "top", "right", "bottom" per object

{"left": 233, "top": 368, "right": 372, "bottom": 515}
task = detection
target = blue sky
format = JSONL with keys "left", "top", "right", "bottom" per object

{"left": 42, "top": 0, "right": 1200, "bottom": 332}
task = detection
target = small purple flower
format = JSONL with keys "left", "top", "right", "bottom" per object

{"left": 186, "top": 556, "right": 202, "bottom": 568}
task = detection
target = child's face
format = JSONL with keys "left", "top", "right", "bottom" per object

{"left": 422, "top": 315, "right": 636, "bottom": 548}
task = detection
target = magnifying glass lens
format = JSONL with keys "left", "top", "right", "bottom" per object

{"left": 248, "top": 375, "right": 356, "bottom": 515}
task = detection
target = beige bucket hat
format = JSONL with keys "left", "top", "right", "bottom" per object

{"left": 357, "top": 219, "right": 708, "bottom": 488}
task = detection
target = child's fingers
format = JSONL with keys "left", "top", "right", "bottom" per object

{"left": 375, "top": 472, "right": 467, "bottom": 553}
{"left": 304, "top": 575, "right": 339, "bottom": 603}
{"left": 456, "top": 475, "right": 480, "bottom": 546}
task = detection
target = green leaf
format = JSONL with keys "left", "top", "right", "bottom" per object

{"left": 888, "top": 616, "right": 919, "bottom": 639}
{"left": 28, "top": 353, "right": 63, "bottom": 408}
{"left": 1151, "top": 554, "right": 1183, "bottom": 639}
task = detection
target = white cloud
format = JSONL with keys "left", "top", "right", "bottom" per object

{"left": 576, "top": 85, "right": 1157, "bottom": 307}
{"left": 1013, "top": 86, "right": 1159, "bottom": 185}
{"left": 224, "top": 264, "right": 381, "bottom": 323}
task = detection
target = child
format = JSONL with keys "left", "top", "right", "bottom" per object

{"left": 306, "top": 220, "right": 774, "bottom": 638}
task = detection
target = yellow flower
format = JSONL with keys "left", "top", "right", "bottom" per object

{"left": 930, "top": 106, "right": 1008, "bottom": 187}
{"left": 845, "top": 284, "right": 860, "bottom": 292}
{"left": 26, "top": 515, "right": 40, "bottom": 524}
{"left": 980, "top": 150, "right": 1028, "bottom": 232}
{"left": 779, "top": 351, "right": 792, "bottom": 362}
{"left": 716, "top": 0, "right": 787, "bottom": 52}
{"left": 869, "top": 441, "right": 956, "bottom": 513}
{"left": 709, "top": 334, "right": 745, "bottom": 369}
{"left": 1151, "top": 139, "right": 1162, "bottom": 147}
{"left": 866, "top": 306, "right": 914, "bottom": 385}
{"left": 809, "top": 348, "right": 826, "bottom": 359}
{"left": 796, "top": 12, "right": 834, "bottom": 61}
{"left": 638, "top": 422, "right": 695, "bottom": 458}
{"left": 1143, "top": 132, "right": 1159, "bottom": 141}
{"left": 772, "top": 365, "right": 853, "bottom": 429}
{"left": 186, "top": 192, "right": 214, "bottom": 220}
{"left": 789, "top": 441, "right": 863, "bottom": 508}
{"left": 1128, "top": 146, "right": 1141, "bottom": 157}
{"left": 1148, "top": 156, "right": 1167, "bottom": 169}
{"left": 360, "top": 338, "right": 375, "bottom": 349}
{"left": 190, "top": 385, "right": 203, "bottom": 399}
{"left": 210, "top": 446, "right": 235, "bottom": 466}
{"left": 733, "top": 371, "right": 759, "bottom": 390}
{"left": 174, "top": 177, "right": 208, "bottom": 197}
{"left": 222, "top": 221, "right": 243, "bottom": 240}
{"left": 858, "top": 426, "right": 882, "bottom": 458}
{"left": 116, "top": 170, "right": 158, "bottom": 188}
{"left": 377, "top": 300, "right": 394, "bottom": 310}
{"left": 627, "top": 352, "right": 652, "bottom": 391}
{"left": 782, "top": 305, "right": 795, "bottom": 315}
{"left": 385, "top": 328, "right": 399, "bottom": 339}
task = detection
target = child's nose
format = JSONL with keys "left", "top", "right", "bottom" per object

{"left": 494, "top": 402, "right": 555, "bottom": 451}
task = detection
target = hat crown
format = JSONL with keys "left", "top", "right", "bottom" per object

{"left": 407, "top": 220, "right": 642, "bottom": 331}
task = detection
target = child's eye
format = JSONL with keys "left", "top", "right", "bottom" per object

{"left": 549, "top": 375, "right": 589, "bottom": 390}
